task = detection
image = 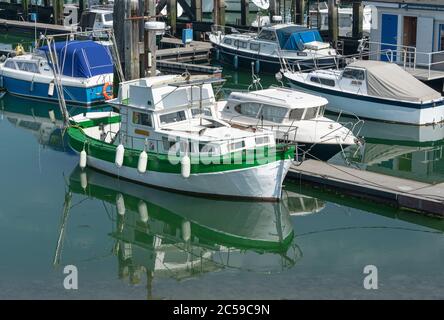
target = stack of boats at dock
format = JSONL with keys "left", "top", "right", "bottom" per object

{"left": 66, "top": 72, "right": 360, "bottom": 201}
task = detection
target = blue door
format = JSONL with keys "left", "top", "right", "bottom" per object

{"left": 381, "top": 14, "right": 398, "bottom": 61}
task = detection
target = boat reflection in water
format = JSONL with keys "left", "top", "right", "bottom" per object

{"left": 331, "top": 117, "right": 444, "bottom": 183}
{"left": 284, "top": 191, "right": 326, "bottom": 217}
{"left": 62, "top": 167, "right": 304, "bottom": 297}
{"left": 0, "top": 93, "right": 109, "bottom": 151}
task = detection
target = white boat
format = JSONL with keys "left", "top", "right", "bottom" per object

{"left": 203, "top": 0, "right": 261, "bottom": 13}
{"left": 209, "top": 23, "right": 340, "bottom": 73}
{"left": 0, "top": 40, "right": 114, "bottom": 105}
{"left": 216, "top": 87, "right": 360, "bottom": 161}
{"left": 67, "top": 75, "right": 295, "bottom": 200}
{"left": 283, "top": 60, "right": 444, "bottom": 125}
{"left": 309, "top": 2, "right": 373, "bottom": 37}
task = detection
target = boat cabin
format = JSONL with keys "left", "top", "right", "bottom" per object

{"left": 79, "top": 8, "right": 113, "bottom": 32}
{"left": 223, "top": 88, "right": 329, "bottom": 126}
{"left": 107, "top": 75, "right": 275, "bottom": 156}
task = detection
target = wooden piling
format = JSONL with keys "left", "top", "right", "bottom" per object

{"left": 53, "top": 0, "right": 64, "bottom": 25}
{"left": 327, "top": 0, "right": 338, "bottom": 44}
{"left": 145, "top": 0, "right": 157, "bottom": 77}
{"left": 22, "top": 0, "right": 29, "bottom": 21}
{"left": 213, "top": 0, "right": 226, "bottom": 27}
{"left": 167, "top": 0, "right": 177, "bottom": 35}
{"left": 352, "top": 1, "right": 363, "bottom": 39}
{"left": 294, "top": 0, "right": 306, "bottom": 25}
{"left": 241, "top": 0, "right": 249, "bottom": 26}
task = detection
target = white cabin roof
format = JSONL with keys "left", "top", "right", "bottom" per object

{"left": 228, "top": 87, "right": 328, "bottom": 109}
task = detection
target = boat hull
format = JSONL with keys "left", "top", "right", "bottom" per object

{"left": 286, "top": 76, "right": 444, "bottom": 125}
{"left": 296, "top": 141, "right": 351, "bottom": 161}
{"left": 215, "top": 45, "right": 338, "bottom": 73}
{"left": 1, "top": 75, "right": 109, "bottom": 105}
{"left": 83, "top": 154, "right": 292, "bottom": 201}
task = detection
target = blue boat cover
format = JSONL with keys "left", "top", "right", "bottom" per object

{"left": 276, "top": 26, "right": 323, "bottom": 51}
{"left": 40, "top": 40, "right": 113, "bottom": 78}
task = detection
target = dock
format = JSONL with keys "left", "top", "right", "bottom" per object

{"left": 157, "top": 37, "right": 220, "bottom": 76}
{"left": 0, "top": 18, "right": 73, "bottom": 35}
{"left": 287, "top": 160, "right": 444, "bottom": 217}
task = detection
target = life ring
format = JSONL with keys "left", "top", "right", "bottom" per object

{"left": 102, "top": 82, "right": 113, "bottom": 100}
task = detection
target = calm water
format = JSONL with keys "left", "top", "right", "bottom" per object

{"left": 0, "top": 36, "right": 444, "bottom": 300}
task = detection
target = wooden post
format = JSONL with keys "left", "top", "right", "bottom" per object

{"left": 53, "top": 0, "right": 64, "bottom": 25}
{"left": 327, "top": 0, "right": 338, "bottom": 44}
{"left": 116, "top": 0, "right": 140, "bottom": 81}
{"left": 167, "top": 0, "right": 177, "bottom": 35}
{"left": 22, "top": 0, "right": 29, "bottom": 21}
{"left": 269, "top": 0, "right": 280, "bottom": 20}
{"left": 145, "top": 0, "right": 158, "bottom": 77}
{"left": 213, "top": 0, "right": 225, "bottom": 27}
{"left": 191, "top": 0, "right": 202, "bottom": 39}
{"left": 78, "top": 0, "right": 85, "bottom": 21}
{"left": 295, "top": 0, "right": 305, "bottom": 25}
{"left": 241, "top": 0, "right": 249, "bottom": 27}
{"left": 352, "top": 1, "right": 363, "bottom": 39}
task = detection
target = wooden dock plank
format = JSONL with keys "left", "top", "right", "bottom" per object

{"left": 0, "top": 18, "right": 73, "bottom": 34}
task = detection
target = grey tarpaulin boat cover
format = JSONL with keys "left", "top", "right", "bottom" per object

{"left": 347, "top": 60, "right": 442, "bottom": 102}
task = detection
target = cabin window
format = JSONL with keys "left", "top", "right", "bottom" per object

{"left": 229, "top": 140, "right": 245, "bottom": 151}
{"left": 234, "top": 103, "right": 261, "bottom": 117}
{"left": 258, "top": 30, "right": 276, "bottom": 41}
{"left": 304, "top": 107, "right": 319, "bottom": 120}
{"left": 224, "top": 38, "right": 232, "bottom": 45}
{"left": 255, "top": 136, "right": 270, "bottom": 145}
{"left": 319, "top": 105, "right": 326, "bottom": 116}
{"left": 342, "top": 68, "right": 365, "bottom": 80}
{"left": 159, "top": 111, "right": 186, "bottom": 124}
{"left": 199, "top": 143, "right": 218, "bottom": 156}
{"left": 162, "top": 136, "right": 177, "bottom": 152}
{"left": 95, "top": 14, "right": 103, "bottom": 23}
{"left": 238, "top": 41, "right": 248, "bottom": 49}
{"left": 289, "top": 109, "right": 304, "bottom": 120}
{"left": 310, "top": 76, "right": 335, "bottom": 87}
{"left": 260, "top": 105, "right": 288, "bottom": 123}
{"left": 191, "top": 107, "right": 212, "bottom": 118}
{"left": 4, "top": 60, "right": 15, "bottom": 69}
{"left": 132, "top": 111, "right": 153, "bottom": 127}
{"left": 104, "top": 13, "right": 113, "bottom": 22}
{"left": 15, "top": 61, "right": 39, "bottom": 73}
{"left": 250, "top": 43, "right": 260, "bottom": 51}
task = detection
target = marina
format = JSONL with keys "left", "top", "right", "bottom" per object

{"left": 0, "top": 0, "right": 443, "bottom": 301}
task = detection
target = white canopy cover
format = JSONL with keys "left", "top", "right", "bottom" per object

{"left": 347, "top": 60, "right": 442, "bottom": 103}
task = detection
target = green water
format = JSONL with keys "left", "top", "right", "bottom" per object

{"left": 0, "top": 35, "right": 444, "bottom": 300}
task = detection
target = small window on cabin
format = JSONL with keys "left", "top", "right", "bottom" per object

{"left": 229, "top": 140, "right": 245, "bottom": 151}
{"left": 259, "top": 105, "right": 288, "bottom": 123}
{"left": 104, "top": 13, "right": 113, "bottom": 22}
{"left": 250, "top": 43, "right": 260, "bottom": 51}
{"left": 304, "top": 107, "right": 319, "bottom": 120}
{"left": 342, "top": 68, "right": 365, "bottom": 80}
{"left": 224, "top": 38, "right": 232, "bottom": 45}
{"left": 234, "top": 103, "right": 261, "bottom": 118}
{"left": 255, "top": 136, "right": 270, "bottom": 145}
{"left": 289, "top": 109, "right": 304, "bottom": 120}
{"left": 258, "top": 30, "right": 276, "bottom": 41}
{"left": 162, "top": 136, "right": 177, "bottom": 152}
{"left": 200, "top": 143, "right": 217, "bottom": 156}
{"left": 132, "top": 111, "right": 153, "bottom": 127}
{"left": 159, "top": 110, "right": 186, "bottom": 124}
{"left": 234, "top": 40, "right": 239, "bottom": 47}
{"left": 238, "top": 41, "right": 247, "bottom": 49}
{"left": 4, "top": 60, "right": 15, "bottom": 69}
{"left": 15, "top": 61, "right": 39, "bottom": 73}
{"left": 191, "top": 107, "right": 212, "bottom": 118}
{"left": 310, "top": 76, "right": 335, "bottom": 87}
{"left": 95, "top": 14, "right": 103, "bottom": 23}
{"left": 319, "top": 105, "right": 326, "bottom": 116}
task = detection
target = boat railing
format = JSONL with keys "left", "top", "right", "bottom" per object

{"left": 359, "top": 39, "right": 444, "bottom": 79}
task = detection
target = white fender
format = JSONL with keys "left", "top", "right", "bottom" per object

{"left": 115, "top": 144, "right": 125, "bottom": 168}
{"left": 116, "top": 193, "right": 126, "bottom": 216}
{"left": 181, "top": 155, "right": 191, "bottom": 178}
{"left": 79, "top": 150, "right": 87, "bottom": 169}
{"left": 181, "top": 220, "right": 191, "bottom": 242}
{"left": 137, "top": 150, "right": 148, "bottom": 174}
{"left": 80, "top": 171, "right": 88, "bottom": 190}
{"left": 138, "top": 201, "right": 149, "bottom": 223}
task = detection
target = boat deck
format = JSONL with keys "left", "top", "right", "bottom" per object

{"left": 403, "top": 66, "right": 444, "bottom": 81}
{"left": 287, "top": 159, "right": 444, "bottom": 217}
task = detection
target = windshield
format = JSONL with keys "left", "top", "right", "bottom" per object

{"left": 104, "top": 13, "right": 113, "bottom": 22}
